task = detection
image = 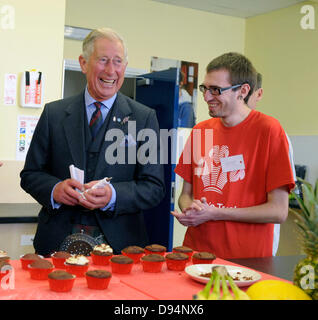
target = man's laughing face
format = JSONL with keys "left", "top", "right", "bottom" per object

{"left": 79, "top": 37, "right": 127, "bottom": 101}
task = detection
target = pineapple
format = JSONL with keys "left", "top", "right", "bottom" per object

{"left": 291, "top": 178, "right": 318, "bottom": 300}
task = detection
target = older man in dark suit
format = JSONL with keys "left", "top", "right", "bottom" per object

{"left": 20, "top": 28, "right": 165, "bottom": 256}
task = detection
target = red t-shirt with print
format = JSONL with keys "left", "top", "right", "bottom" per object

{"left": 174, "top": 110, "right": 295, "bottom": 259}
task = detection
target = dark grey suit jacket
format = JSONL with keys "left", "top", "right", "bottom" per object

{"left": 20, "top": 91, "right": 165, "bottom": 255}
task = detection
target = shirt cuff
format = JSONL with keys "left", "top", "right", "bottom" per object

{"left": 100, "top": 183, "right": 116, "bottom": 212}
{"left": 51, "top": 182, "right": 62, "bottom": 209}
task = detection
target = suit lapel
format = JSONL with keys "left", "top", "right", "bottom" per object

{"left": 63, "top": 92, "right": 86, "bottom": 170}
{"left": 94, "top": 92, "right": 133, "bottom": 179}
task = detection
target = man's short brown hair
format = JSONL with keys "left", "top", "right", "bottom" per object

{"left": 206, "top": 52, "right": 257, "bottom": 102}
{"left": 255, "top": 72, "right": 262, "bottom": 90}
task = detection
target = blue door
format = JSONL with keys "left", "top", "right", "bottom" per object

{"left": 135, "top": 68, "right": 179, "bottom": 251}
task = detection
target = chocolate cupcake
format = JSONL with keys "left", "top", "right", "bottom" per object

{"left": 86, "top": 270, "right": 111, "bottom": 278}
{"left": 64, "top": 255, "right": 89, "bottom": 277}
{"left": 21, "top": 253, "right": 42, "bottom": 260}
{"left": 20, "top": 253, "right": 43, "bottom": 270}
{"left": 173, "top": 246, "right": 193, "bottom": 256}
{"left": 28, "top": 259, "right": 54, "bottom": 280}
{"left": 30, "top": 259, "right": 54, "bottom": 269}
{"left": 144, "top": 244, "right": 166, "bottom": 256}
{"left": 91, "top": 244, "right": 113, "bottom": 256}
{"left": 173, "top": 246, "right": 193, "bottom": 253}
{"left": 91, "top": 244, "right": 113, "bottom": 266}
{"left": 51, "top": 251, "right": 71, "bottom": 269}
{"left": 166, "top": 253, "right": 188, "bottom": 260}
{"left": 192, "top": 252, "right": 216, "bottom": 264}
{"left": 141, "top": 254, "right": 165, "bottom": 273}
{"left": 110, "top": 255, "right": 134, "bottom": 274}
{"left": 121, "top": 246, "right": 145, "bottom": 263}
{"left": 142, "top": 254, "right": 165, "bottom": 262}
{"left": 65, "top": 255, "right": 89, "bottom": 266}
{"left": 48, "top": 270, "right": 74, "bottom": 280}
{"left": 122, "top": 246, "right": 144, "bottom": 254}
{"left": 165, "top": 253, "right": 188, "bottom": 271}
{"left": 52, "top": 251, "right": 71, "bottom": 259}
{"left": 48, "top": 270, "right": 75, "bottom": 292}
{"left": 85, "top": 270, "right": 112, "bottom": 290}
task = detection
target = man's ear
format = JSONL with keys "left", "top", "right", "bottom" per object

{"left": 78, "top": 55, "right": 88, "bottom": 74}
{"left": 256, "top": 88, "right": 264, "bottom": 102}
{"left": 240, "top": 83, "right": 251, "bottom": 100}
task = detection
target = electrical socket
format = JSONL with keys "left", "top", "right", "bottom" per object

{"left": 20, "top": 234, "right": 34, "bottom": 246}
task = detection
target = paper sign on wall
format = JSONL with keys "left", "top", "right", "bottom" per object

{"left": 16, "top": 115, "right": 39, "bottom": 161}
{"left": 3, "top": 73, "right": 17, "bottom": 105}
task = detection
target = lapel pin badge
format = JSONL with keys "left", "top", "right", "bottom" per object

{"left": 121, "top": 116, "right": 130, "bottom": 125}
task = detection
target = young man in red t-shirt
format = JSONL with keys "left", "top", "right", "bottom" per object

{"left": 172, "top": 52, "right": 295, "bottom": 259}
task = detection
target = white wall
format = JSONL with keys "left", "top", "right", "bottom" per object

{"left": 289, "top": 136, "right": 318, "bottom": 185}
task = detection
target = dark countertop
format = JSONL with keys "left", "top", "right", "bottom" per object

{"left": 228, "top": 255, "right": 306, "bottom": 281}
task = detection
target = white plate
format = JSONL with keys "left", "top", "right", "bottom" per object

{"left": 185, "top": 264, "right": 262, "bottom": 287}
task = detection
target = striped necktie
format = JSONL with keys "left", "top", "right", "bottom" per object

{"left": 89, "top": 102, "right": 103, "bottom": 138}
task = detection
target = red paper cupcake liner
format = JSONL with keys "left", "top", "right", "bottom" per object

{"left": 85, "top": 274, "right": 111, "bottom": 290}
{"left": 192, "top": 258, "right": 214, "bottom": 265}
{"left": 65, "top": 264, "right": 89, "bottom": 277}
{"left": 110, "top": 261, "right": 133, "bottom": 274}
{"left": 28, "top": 266, "right": 54, "bottom": 280}
{"left": 121, "top": 251, "right": 144, "bottom": 264}
{"left": 91, "top": 253, "right": 112, "bottom": 266}
{"left": 166, "top": 259, "right": 187, "bottom": 271}
{"left": 51, "top": 257, "right": 67, "bottom": 269}
{"left": 48, "top": 276, "right": 75, "bottom": 292}
{"left": 141, "top": 260, "right": 164, "bottom": 273}
{"left": 144, "top": 249, "right": 166, "bottom": 256}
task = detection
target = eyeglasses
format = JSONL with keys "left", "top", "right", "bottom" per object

{"left": 199, "top": 84, "right": 242, "bottom": 96}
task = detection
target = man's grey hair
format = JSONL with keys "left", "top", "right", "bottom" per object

{"left": 82, "top": 27, "right": 128, "bottom": 62}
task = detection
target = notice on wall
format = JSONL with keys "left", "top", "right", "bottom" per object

{"left": 3, "top": 73, "right": 17, "bottom": 105}
{"left": 16, "top": 115, "right": 39, "bottom": 161}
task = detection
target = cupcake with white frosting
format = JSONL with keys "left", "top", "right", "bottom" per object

{"left": 64, "top": 255, "right": 89, "bottom": 277}
{"left": 91, "top": 244, "right": 113, "bottom": 266}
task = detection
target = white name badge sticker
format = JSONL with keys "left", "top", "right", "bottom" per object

{"left": 220, "top": 154, "right": 245, "bottom": 173}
